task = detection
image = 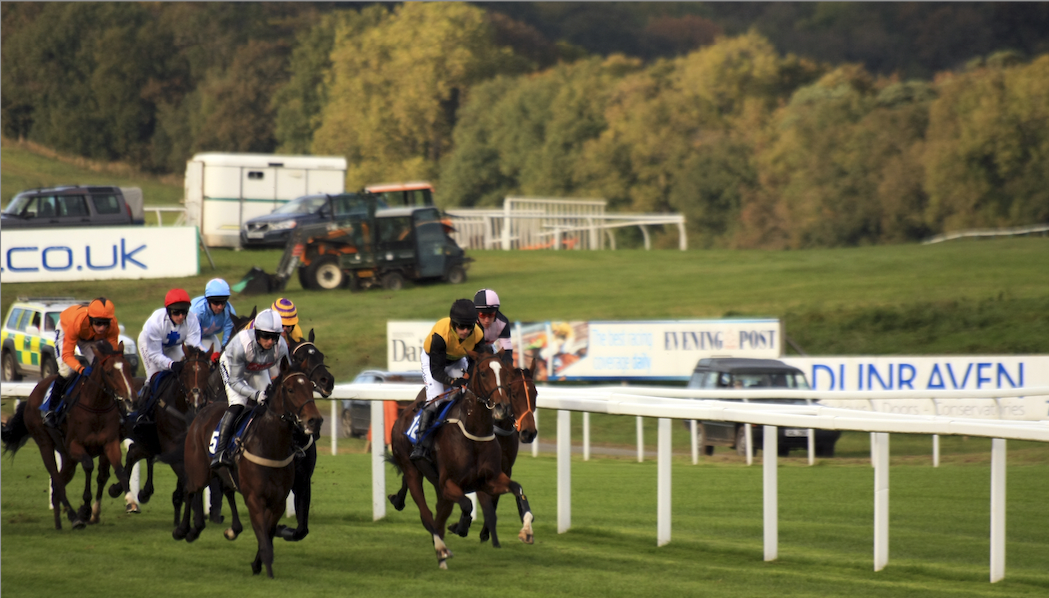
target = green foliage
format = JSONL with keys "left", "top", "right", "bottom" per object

{"left": 312, "top": 3, "right": 520, "bottom": 189}
{"left": 923, "top": 55, "right": 1049, "bottom": 232}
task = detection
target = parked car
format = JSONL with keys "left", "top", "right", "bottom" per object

{"left": 240, "top": 192, "right": 389, "bottom": 248}
{"left": 1, "top": 297, "right": 139, "bottom": 381}
{"left": 2, "top": 186, "right": 144, "bottom": 228}
{"left": 687, "top": 358, "right": 840, "bottom": 457}
{"left": 342, "top": 370, "right": 423, "bottom": 438}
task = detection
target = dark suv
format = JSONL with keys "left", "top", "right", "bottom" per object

{"left": 2, "top": 186, "right": 143, "bottom": 228}
{"left": 687, "top": 358, "right": 840, "bottom": 457}
{"left": 241, "top": 192, "right": 389, "bottom": 248}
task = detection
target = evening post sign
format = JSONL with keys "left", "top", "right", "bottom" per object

{"left": 1, "top": 226, "right": 199, "bottom": 282}
{"left": 388, "top": 319, "right": 782, "bottom": 381}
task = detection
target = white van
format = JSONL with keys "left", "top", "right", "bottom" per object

{"left": 183, "top": 153, "right": 347, "bottom": 248}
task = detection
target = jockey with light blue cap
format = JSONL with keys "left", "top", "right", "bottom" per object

{"left": 190, "top": 278, "right": 237, "bottom": 352}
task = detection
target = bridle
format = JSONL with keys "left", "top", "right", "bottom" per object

{"left": 73, "top": 352, "right": 134, "bottom": 414}
{"left": 468, "top": 354, "right": 511, "bottom": 412}
{"left": 270, "top": 371, "right": 317, "bottom": 431}
{"left": 290, "top": 341, "right": 329, "bottom": 392}
{"left": 172, "top": 353, "right": 213, "bottom": 412}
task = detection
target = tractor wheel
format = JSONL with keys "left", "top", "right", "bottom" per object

{"left": 297, "top": 266, "right": 314, "bottom": 290}
{"left": 381, "top": 271, "right": 406, "bottom": 291}
{"left": 444, "top": 265, "right": 466, "bottom": 285}
{"left": 307, "top": 257, "right": 344, "bottom": 291}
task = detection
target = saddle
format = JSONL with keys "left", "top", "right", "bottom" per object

{"left": 40, "top": 369, "right": 88, "bottom": 426}
{"left": 207, "top": 403, "right": 264, "bottom": 463}
{"left": 405, "top": 399, "right": 458, "bottom": 444}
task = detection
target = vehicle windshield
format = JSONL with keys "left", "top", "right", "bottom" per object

{"left": 688, "top": 370, "right": 810, "bottom": 389}
{"left": 4, "top": 193, "right": 34, "bottom": 215}
{"left": 272, "top": 196, "right": 327, "bottom": 216}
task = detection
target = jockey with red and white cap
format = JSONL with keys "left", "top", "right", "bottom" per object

{"left": 139, "top": 288, "right": 204, "bottom": 381}
{"left": 212, "top": 309, "right": 290, "bottom": 470}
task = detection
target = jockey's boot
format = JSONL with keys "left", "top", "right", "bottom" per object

{"left": 410, "top": 402, "right": 439, "bottom": 461}
{"left": 40, "top": 375, "right": 68, "bottom": 428}
{"left": 134, "top": 384, "right": 153, "bottom": 426}
{"left": 210, "top": 404, "right": 244, "bottom": 470}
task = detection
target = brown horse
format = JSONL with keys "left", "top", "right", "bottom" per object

{"left": 109, "top": 343, "right": 213, "bottom": 525}
{"left": 388, "top": 350, "right": 535, "bottom": 568}
{"left": 175, "top": 357, "right": 323, "bottom": 578}
{"left": 454, "top": 357, "right": 539, "bottom": 543}
{"left": 1, "top": 340, "right": 138, "bottom": 529}
{"left": 275, "top": 330, "right": 334, "bottom": 542}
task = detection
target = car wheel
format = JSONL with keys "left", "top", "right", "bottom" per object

{"left": 2, "top": 351, "right": 23, "bottom": 381}
{"left": 735, "top": 425, "right": 749, "bottom": 457}
{"left": 381, "top": 271, "right": 405, "bottom": 291}
{"left": 40, "top": 356, "right": 58, "bottom": 380}
{"left": 340, "top": 409, "right": 355, "bottom": 438}
{"left": 444, "top": 265, "right": 466, "bottom": 285}
{"left": 308, "top": 256, "right": 344, "bottom": 291}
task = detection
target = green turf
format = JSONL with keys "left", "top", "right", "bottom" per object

{"left": 1, "top": 445, "right": 1046, "bottom": 596}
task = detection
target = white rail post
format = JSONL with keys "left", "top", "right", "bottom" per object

{"left": 557, "top": 410, "right": 571, "bottom": 533}
{"left": 371, "top": 399, "right": 386, "bottom": 521}
{"left": 636, "top": 416, "right": 644, "bottom": 462}
{"left": 745, "top": 423, "right": 754, "bottom": 466}
{"left": 331, "top": 399, "right": 338, "bottom": 456}
{"left": 932, "top": 435, "right": 940, "bottom": 468}
{"left": 764, "top": 425, "right": 778, "bottom": 561}
{"left": 807, "top": 429, "right": 815, "bottom": 466}
{"left": 532, "top": 408, "right": 540, "bottom": 457}
{"left": 582, "top": 412, "right": 590, "bottom": 461}
{"left": 657, "top": 418, "right": 671, "bottom": 546}
{"left": 690, "top": 420, "right": 699, "bottom": 464}
{"left": 873, "top": 432, "right": 890, "bottom": 571}
{"left": 990, "top": 438, "right": 1006, "bottom": 583}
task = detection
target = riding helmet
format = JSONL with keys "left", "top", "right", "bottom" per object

{"left": 86, "top": 297, "right": 115, "bottom": 319}
{"left": 253, "top": 309, "right": 283, "bottom": 334}
{"left": 204, "top": 278, "right": 231, "bottom": 299}
{"left": 272, "top": 297, "right": 298, "bottom": 326}
{"left": 473, "top": 288, "right": 500, "bottom": 312}
{"left": 449, "top": 299, "right": 477, "bottom": 327}
{"left": 164, "top": 288, "right": 192, "bottom": 312}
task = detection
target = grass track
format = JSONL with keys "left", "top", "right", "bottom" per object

{"left": 2, "top": 446, "right": 1047, "bottom": 597}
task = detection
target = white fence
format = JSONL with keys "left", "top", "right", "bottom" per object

{"left": 4, "top": 381, "right": 1047, "bottom": 583}
{"left": 446, "top": 196, "right": 687, "bottom": 251}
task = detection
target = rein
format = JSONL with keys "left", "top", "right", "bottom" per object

{"left": 71, "top": 353, "right": 130, "bottom": 411}
{"left": 291, "top": 341, "right": 329, "bottom": 390}
{"left": 238, "top": 372, "right": 315, "bottom": 469}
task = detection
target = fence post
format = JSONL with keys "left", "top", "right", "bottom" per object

{"left": 557, "top": 410, "right": 571, "bottom": 533}
{"left": 371, "top": 400, "right": 386, "bottom": 521}
{"left": 636, "top": 416, "right": 644, "bottom": 462}
{"left": 764, "top": 425, "right": 778, "bottom": 561}
{"left": 583, "top": 412, "right": 590, "bottom": 461}
{"left": 331, "top": 399, "right": 338, "bottom": 456}
{"left": 690, "top": 420, "right": 699, "bottom": 464}
{"left": 657, "top": 418, "right": 671, "bottom": 546}
{"left": 873, "top": 432, "right": 890, "bottom": 571}
{"left": 990, "top": 438, "right": 1006, "bottom": 582}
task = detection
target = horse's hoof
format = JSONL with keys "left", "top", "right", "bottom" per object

{"left": 72, "top": 519, "right": 86, "bottom": 530}
{"left": 479, "top": 528, "right": 490, "bottom": 543}
{"left": 518, "top": 531, "right": 534, "bottom": 544}
{"left": 251, "top": 560, "right": 262, "bottom": 575}
{"left": 185, "top": 528, "right": 200, "bottom": 543}
{"left": 209, "top": 514, "right": 224, "bottom": 524}
{"left": 173, "top": 527, "right": 187, "bottom": 541}
{"left": 138, "top": 491, "right": 152, "bottom": 504}
{"left": 224, "top": 528, "right": 239, "bottom": 541}
{"left": 438, "top": 560, "right": 448, "bottom": 570}
{"left": 387, "top": 494, "right": 405, "bottom": 511}
{"left": 126, "top": 503, "right": 140, "bottom": 514}
{"left": 108, "top": 484, "right": 122, "bottom": 499}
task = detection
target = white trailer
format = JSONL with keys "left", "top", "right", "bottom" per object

{"left": 184, "top": 153, "right": 347, "bottom": 248}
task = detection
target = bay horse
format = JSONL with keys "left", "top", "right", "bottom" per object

{"left": 449, "top": 356, "right": 539, "bottom": 543}
{"left": 175, "top": 357, "right": 323, "bottom": 578}
{"left": 108, "top": 343, "right": 213, "bottom": 525}
{"left": 1, "top": 340, "right": 138, "bottom": 529}
{"left": 275, "top": 329, "right": 334, "bottom": 542}
{"left": 388, "top": 350, "right": 535, "bottom": 568}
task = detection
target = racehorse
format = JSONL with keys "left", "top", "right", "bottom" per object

{"left": 175, "top": 357, "right": 323, "bottom": 578}
{"left": 1, "top": 340, "right": 138, "bottom": 529}
{"left": 108, "top": 343, "right": 213, "bottom": 525}
{"left": 449, "top": 356, "right": 539, "bottom": 543}
{"left": 275, "top": 329, "right": 334, "bottom": 542}
{"left": 387, "top": 350, "right": 535, "bottom": 568}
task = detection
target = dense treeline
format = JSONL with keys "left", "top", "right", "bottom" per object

{"left": 3, "top": 2, "right": 1047, "bottom": 248}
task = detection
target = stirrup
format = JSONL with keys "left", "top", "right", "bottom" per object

{"left": 409, "top": 443, "right": 428, "bottom": 461}
{"left": 210, "top": 451, "right": 233, "bottom": 470}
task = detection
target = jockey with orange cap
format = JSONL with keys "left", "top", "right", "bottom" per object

{"left": 39, "top": 297, "right": 121, "bottom": 426}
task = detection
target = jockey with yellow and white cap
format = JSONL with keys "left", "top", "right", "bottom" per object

{"left": 211, "top": 309, "right": 289, "bottom": 470}
{"left": 271, "top": 297, "right": 304, "bottom": 343}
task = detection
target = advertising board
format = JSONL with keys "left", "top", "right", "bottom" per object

{"left": 782, "top": 356, "right": 1049, "bottom": 421}
{"left": 388, "top": 319, "right": 782, "bottom": 381}
{"left": 1, "top": 226, "right": 199, "bottom": 282}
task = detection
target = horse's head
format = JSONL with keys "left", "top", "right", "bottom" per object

{"left": 178, "top": 343, "right": 214, "bottom": 414}
{"left": 89, "top": 339, "right": 136, "bottom": 413}
{"left": 289, "top": 329, "right": 334, "bottom": 397}
{"left": 465, "top": 349, "right": 513, "bottom": 422}
{"left": 509, "top": 358, "right": 539, "bottom": 443}
{"left": 268, "top": 356, "right": 323, "bottom": 437}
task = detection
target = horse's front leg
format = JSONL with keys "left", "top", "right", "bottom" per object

{"left": 223, "top": 482, "right": 243, "bottom": 541}
{"left": 77, "top": 452, "right": 96, "bottom": 524}
{"left": 102, "top": 439, "right": 140, "bottom": 513}
{"left": 245, "top": 491, "right": 278, "bottom": 578}
{"left": 433, "top": 494, "right": 458, "bottom": 569}
{"left": 140, "top": 457, "right": 155, "bottom": 504}
{"left": 91, "top": 453, "right": 111, "bottom": 524}
{"left": 277, "top": 443, "right": 315, "bottom": 541}
{"left": 41, "top": 442, "right": 81, "bottom": 530}
{"left": 477, "top": 491, "right": 500, "bottom": 548}
{"left": 485, "top": 474, "right": 534, "bottom": 545}
{"left": 447, "top": 490, "right": 474, "bottom": 539}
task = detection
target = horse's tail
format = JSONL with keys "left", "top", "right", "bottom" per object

{"left": 2, "top": 402, "right": 31, "bottom": 456}
{"left": 383, "top": 450, "right": 403, "bottom": 476}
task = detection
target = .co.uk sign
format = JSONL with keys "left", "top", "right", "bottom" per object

{"left": 1, "top": 226, "right": 199, "bottom": 282}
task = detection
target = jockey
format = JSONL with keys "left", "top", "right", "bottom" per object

{"left": 473, "top": 288, "right": 513, "bottom": 361}
{"left": 411, "top": 298, "right": 483, "bottom": 460}
{"left": 246, "top": 297, "right": 303, "bottom": 343}
{"left": 40, "top": 298, "right": 120, "bottom": 427}
{"left": 211, "top": 309, "right": 289, "bottom": 470}
{"left": 190, "top": 278, "right": 237, "bottom": 352}
{"left": 136, "top": 289, "right": 203, "bottom": 423}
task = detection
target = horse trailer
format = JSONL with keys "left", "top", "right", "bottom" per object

{"left": 183, "top": 153, "right": 347, "bottom": 248}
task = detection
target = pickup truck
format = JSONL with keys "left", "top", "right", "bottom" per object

{"left": 2, "top": 186, "right": 145, "bottom": 228}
